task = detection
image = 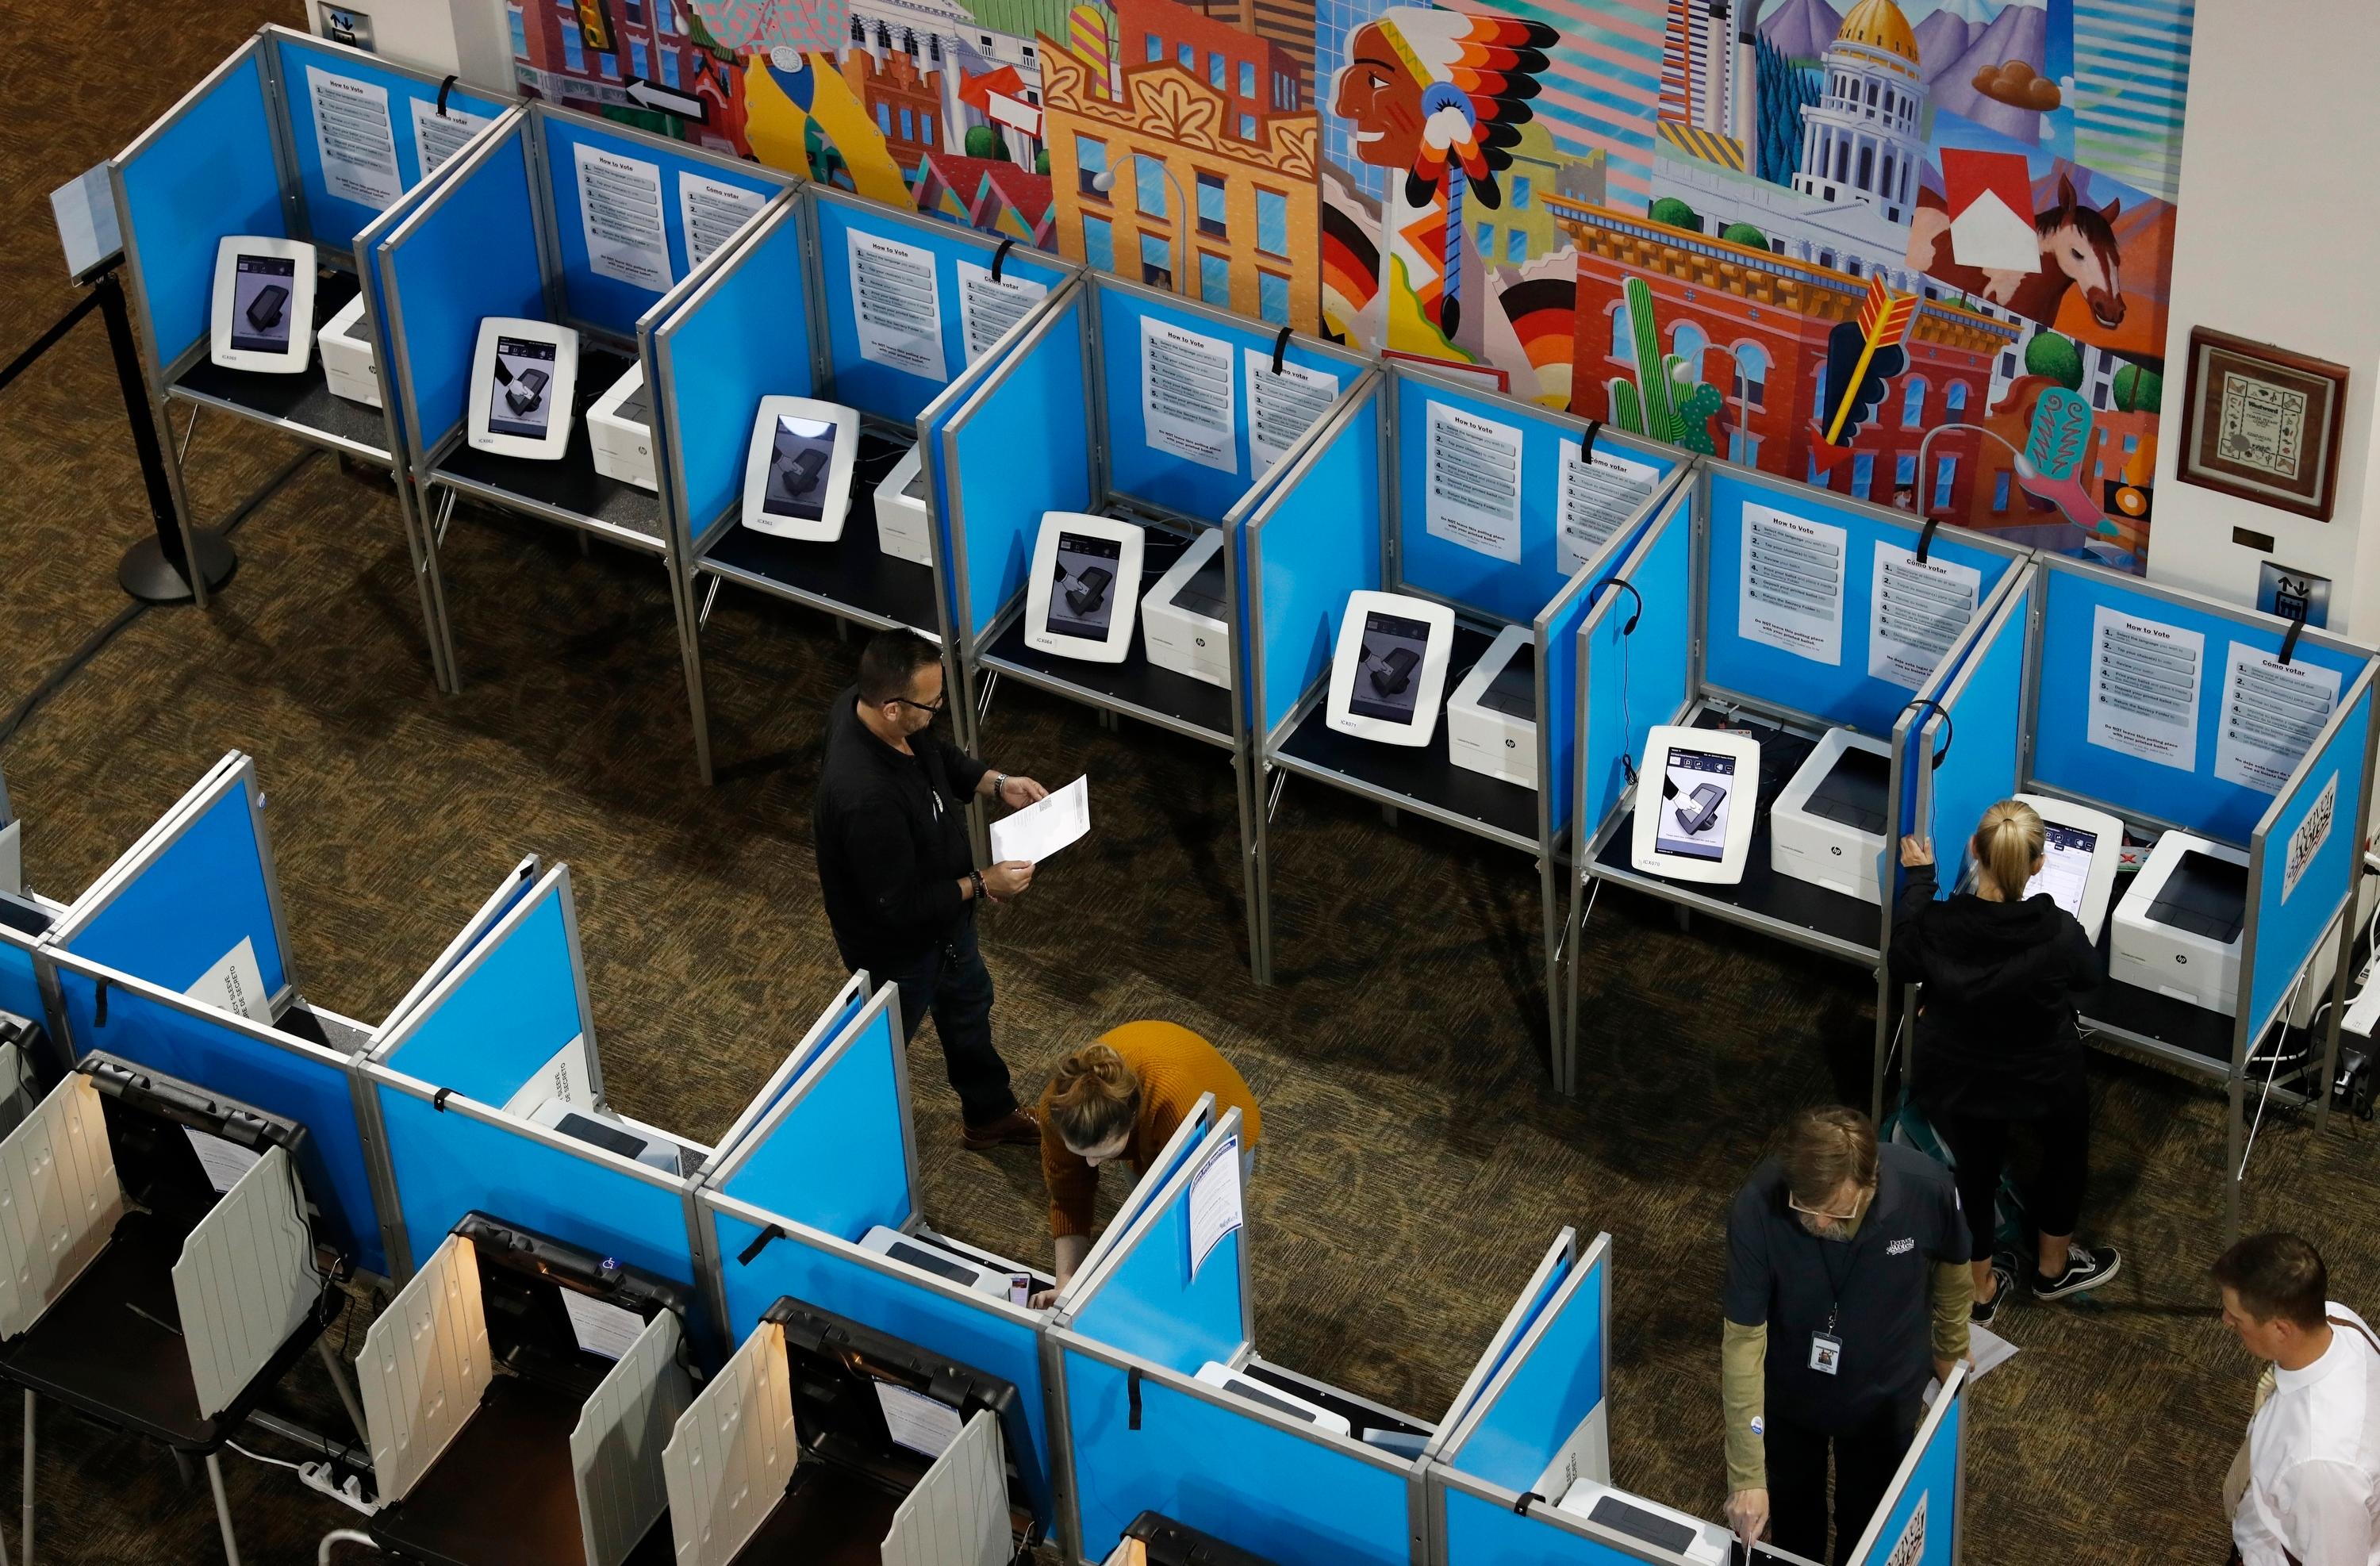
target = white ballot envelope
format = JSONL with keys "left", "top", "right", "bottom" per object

{"left": 990, "top": 776, "right": 1091, "bottom": 866}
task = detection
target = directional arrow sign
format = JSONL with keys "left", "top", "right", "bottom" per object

{"left": 624, "top": 77, "right": 707, "bottom": 121}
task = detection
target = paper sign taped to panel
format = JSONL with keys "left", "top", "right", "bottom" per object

{"left": 2086, "top": 605, "right": 2202, "bottom": 770}
{"left": 846, "top": 230, "right": 947, "bottom": 381}
{"left": 956, "top": 261, "right": 1048, "bottom": 363}
{"left": 574, "top": 144, "right": 674, "bottom": 291}
{"left": 187, "top": 936, "right": 273, "bottom": 1023}
{"left": 679, "top": 173, "right": 767, "bottom": 272}
{"left": 2214, "top": 643, "right": 2340, "bottom": 794}
{"left": 1187, "top": 1133, "right": 1243, "bottom": 1280}
{"left": 1739, "top": 505, "right": 1845, "bottom": 665}
{"left": 1869, "top": 546, "right": 1979, "bottom": 689}
{"left": 306, "top": 67, "right": 404, "bottom": 210}
{"left": 1425, "top": 401, "right": 1523, "bottom": 563}
{"left": 1557, "top": 439, "right": 1660, "bottom": 574}
{"left": 1140, "top": 318, "right": 1237, "bottom": 473}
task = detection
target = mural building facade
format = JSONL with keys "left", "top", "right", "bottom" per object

{"left": 512, "top": 0, "right": 2192, "bottom": 570}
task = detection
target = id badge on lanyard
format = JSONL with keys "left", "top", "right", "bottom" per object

{"left": 1810, "top": 1325, "right": 1844, "bottom": 1376}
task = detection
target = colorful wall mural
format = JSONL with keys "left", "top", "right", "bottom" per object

{"left": 511, "top": 0, "right": 2192, "bottom": 570}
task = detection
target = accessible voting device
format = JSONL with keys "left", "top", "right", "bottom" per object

{"left": 526, "top": 1096, "right": 697, "bottom": 1176}
{"left": 2111, "top": 830, "right": 2249, "bottom": 1013}
{"left": 1326, "top": 590, "right": 1457, "bottom": 747}
{"left": 873, "top": 443, "right": 935, "bottom": 566}
{"left": 2014, "top": 793, "right": 2125, "bottom": 942}
{"left": 1446, "top": 622, "right": 1536, "bottom": 789}
{"left": 1141, "top": 527, "right": 1231, "bottom": 689}
{"left": 316, "top": 291, "right": 378, "bottom": 407}
{"left": 467, "top": 317, "right": 579, "bottom": 460}
{"left": 587, "top": 362, "right": 656, "bottom": 491}
{"left": 1771, "top": 728, "right": 1894, "bottom": 904}
{"left": 1027, "top": 512, "right": 1146, "bottom": 663}
{"left": 1555, "top": 1478, "right": 1732, "bottom": 1566}
{"left": 209, "top": 236, "right": 316, "bottom": 373}
{"left": 1631, "top": 724, "right": 1762, "bottom": 886}
{"left": 1193, "top": 1361, "right": 1353, "bottom": 1436}
{"left": 860, "top": 1225, "right": 1038, "bottom": 1304}
{"left": 742, "top": 394, "right": 861, "bottom": 540}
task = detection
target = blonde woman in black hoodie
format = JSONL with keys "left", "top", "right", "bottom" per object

{"left": 1891, "top": 798, "right": 2121, "bottom": 1323}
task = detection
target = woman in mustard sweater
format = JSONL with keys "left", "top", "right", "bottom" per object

{"left": 1037, "top": 1020, "right": 1261, "bottom": 1298}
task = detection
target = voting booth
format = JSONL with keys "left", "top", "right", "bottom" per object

{"left": 1898, "top": 557, "right": 2379, "bottom": 1233}
{"left": 1236, "top": 361, "right": 1686, "bottom": 1037}
{"left": 356, "top": 858, "right": 862, "bottom": 1351}
{"left": 693, "top": 977, "right": 1068, "bottom": 1539}
{"left": 374, "top": 99, "right": 792, "bottom": 693}
{"left": 664, "top": 186, "right": 1078, "bottom": 785}
{"left": 1567, "top": 458, "right": 2030, "bottom": 1099}
{"left": 41, "top": 752, "right": 392, "bottom": 1279}
{"left": 109, "top": 25, "right": 510, "bottom": 684}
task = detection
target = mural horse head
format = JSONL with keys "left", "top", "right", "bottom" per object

{"left": 2036, "top": 175, "right": 2126, "bottom": 332}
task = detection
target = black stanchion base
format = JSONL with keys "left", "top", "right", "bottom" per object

{"left": 118, "top": 528, "right": 236, "bottom": 605}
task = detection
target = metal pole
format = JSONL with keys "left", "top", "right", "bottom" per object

{"left": 95, "top": 268, "right": 236, "bottom": 603}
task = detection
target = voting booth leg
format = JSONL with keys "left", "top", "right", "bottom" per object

{"left": 317, "top": 1338, "right": 369, "bottom": 1447}
{"left": 100, "top": 273, "right": 234, "bottom": 607}
{"left": 2314, "top": 907, "right": 2356, "bottom": 1135}
{"left": 203, "top": 1454, "right": 242, "bottom": 1566}
{"left": 2226, "top": 1063, "right": 2247, "bottom": 1242}
{"left": 1234, "top": 743, "right": 1269, "bottom": 985}
{"left": 1539, "top": 857, "right": 1565, "bottom": 1066}
{"left": 1249, "top": 759, "right": 1278, "bottom": 986}
{"left": 667, "top": 562, "right": 717, "bottom": 785}
{"left": 393, "top": 473, "right": 459, "bottom": 696}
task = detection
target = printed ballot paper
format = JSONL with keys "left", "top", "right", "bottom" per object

{"left": 1924, "top": 1322, "right": 2017, "bottom": 1406}
{"left": 1188, "top": 1133, "right": 1243, "bottom": 1280}
{"left": 990, "top": 775, "right": 1092, "bottom": 866}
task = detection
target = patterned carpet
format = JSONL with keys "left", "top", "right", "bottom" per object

{"left": 4, "top": 6, "right": 2376, "bottom": 1562}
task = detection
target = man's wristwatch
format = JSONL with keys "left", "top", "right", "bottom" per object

{"left": 969, "top": 869, "right": 987, "bottom": 900}
{"left": 992, "top": 772, "right": 1009, "bottom": 802}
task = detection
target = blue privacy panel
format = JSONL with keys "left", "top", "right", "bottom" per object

{"left": 1851, "top": 1391, "right": 1960, "bottom": 1566}
{"left": 1067, "top": 1146, "right": 1246, "bottom": 1376}
{"left": 1253, "top": 395, "right": 1381, "bottom": 735}
{"left": 2032, "top": 568, "right": 2369, "bottom": 844}
{"left": 716, "top": 982, "right": 871, "bottom": 1165}
{"left": 1579, "top": 496, "right": 1694, "bottom": 839}
{"left": 378, "top": 1085, "right": 694, "bottom": 1289}
{"left": 949, "top": 292, "right": 1095, "bottom": 640}
{"left": 815, "top": 198, "right": 1069, "bottom": 425}
{"left": 55, "top": 973, "right": 383, "bottom": 1276}
{"left": 1702, "top": 470, "right": 2010, "bottom": 734}
{"left": 2248, "top": 678, "right": 2375, "bottom": 1036}
{"left": 1461, "top": 1249, "right": 1576, "bottom": 1434}
{"left": 277, "top": 39, "right": 506, "bottom": 252}
{"left": 1395, "top": 382, "right": 1677, "bottom": 626}
{"left": 1097, "top": 286, "right": 1349, "bottom": 524}
{"left": 668, "top": 208, "right": 816, "bottom": 555}
{"left": 118, "top": 49, "right": 285, "bottom": 368}
{"left": 379, "top": 883, "right": 584, "bottom": 1108}
{"left": 383, "top": 126, "right": 543, "bottom": 450}
{"left": 541, "top": 116, "right": 784, "bottom": 339}
{"left": 1441, "top": 1485, "right": 1660, "bottom": 1566}
{"left": 709, "top": 1209, "right": 1054, "bottom": 1530}
{"left": 1063, "top": 1350, "right": 1412, "bottom": 1566}
{"left": 718, "top": 1004, "right": 912, "bottom": 1238}
{"left": 1920, "top": 578, "right": 2029, "bottom": 893}
{"left": 1445, "top": 1254, "right": 1606, "bottom": 1493}
{"left": 0, "top": 938, "right": 40, "bottom": 1034}
{"left": 68, "top": 786, "right": 286, "bottom": 1000}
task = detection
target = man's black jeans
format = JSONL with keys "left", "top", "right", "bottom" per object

{"left": 871, "top": 915, "right": 1018, "bottom": 1129}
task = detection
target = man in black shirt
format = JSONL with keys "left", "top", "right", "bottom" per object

{"left": 816, "top": 631, "right": 1046, "bottom": 1150}
{"left": 1721, "top": 1106, "right": 1971, "bottom": 1564}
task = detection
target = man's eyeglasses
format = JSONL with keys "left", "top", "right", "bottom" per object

{"left": 892, "top": 693, "right": 947, "bottom": 714}
{"left": 1787, "top": 1192, "right": 1865, "bottom": 1224}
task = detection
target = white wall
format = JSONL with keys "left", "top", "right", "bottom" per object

{"left": 2149, "top": 0, "right": 2380, "bottom": 637}
{"left": 304, "top": 0, "right": 519, "bottom": 95}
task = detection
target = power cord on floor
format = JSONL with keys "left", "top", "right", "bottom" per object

{"left": 0, "top": 449, "right": 319, "bottom": 752}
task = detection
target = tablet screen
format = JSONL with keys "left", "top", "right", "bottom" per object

{"left": 762, "top": 414, "right": 839, "bottom": 522}
{"left": 1655, "top": 747, "right": 1737, "bottom": 862}
{"left": 2024, "top": 823, "right": 2096, "bottom": 919}
{"left": 229, "top": 254, "right": 298, "bottom": 354}
{"left": 489, "top": 336, "right": 560, "bottom": 439}
{"left": 1349, "top": 611, "right": 1432, "bottom": 724}
{"left": 1048, "top": 532, "right": 1125, "bottom": 641}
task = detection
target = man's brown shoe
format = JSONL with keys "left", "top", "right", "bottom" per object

{"left": 962, "top": 1107, "right": 1042, "bottom": 1150}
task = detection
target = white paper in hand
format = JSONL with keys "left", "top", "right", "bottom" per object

{"left": 989, "top": 776, "right": 1090, "bottom": 866}
{"left": 1923, "top": 1322, "right": 2017, "bottom": 1406}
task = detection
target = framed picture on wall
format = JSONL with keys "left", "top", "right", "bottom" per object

{"left": 2178, "top": 328, "right": 2350, "bottom": 521}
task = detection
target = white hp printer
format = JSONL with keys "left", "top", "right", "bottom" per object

{"left": 1142, "top": 529, "right": 1231, "bottom": 688}
{"left": 861, "top": 1225, "right": 1038, "bottom": 1303}
{"left": 872, "top": 444, "right": 935, "bottom": 566}
{"left": 2110, "top": 831, "right": 2248, "bottom": 1013}
{"left": 1771, "top": 728, "right": 1894, "bottom": 903}
{"left": 588, "top": 362, "right": 657, "bottom": 491}
{"left": 1446, "top": 624, "right": 1535, "bottom": 789}
{"left": 317, "top": 293, "right": 378, "bottom": 408}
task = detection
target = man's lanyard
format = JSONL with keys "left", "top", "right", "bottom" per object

{"left": 1802, "top": 1215, "right": 1864, "bottom": 1335}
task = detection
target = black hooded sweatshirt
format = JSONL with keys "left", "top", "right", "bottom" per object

{"left": 1887, "top": 862, "right": 2103, "bottom": 1120}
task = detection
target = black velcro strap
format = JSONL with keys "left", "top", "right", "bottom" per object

{"left": 93, "top": 979, "right": 109, "bottom": 1028}
{"left": 432, "top": 1086, "right": 453, "bottom": 1111}
{"left": 1270, "top": 325, "right": 1292, "bottom": 375}
{"left": 990, "top": 236, "right": 1015, "bottom": 283}
{"left": 436, "top": 75, "right": 458, "bottom": 117}
{"left": 1127, "top": 1364, "right": 1143, "bottom": 1430}
{"left": 1581, "top": 418, "right": 1603, "bottom": 461}
{"left": 1914, "top": 513, "right": 1941, "bottom": 564}
{"left": 1513, "top": 1490, "right": 1541, "bottom": 1515}
{"left": 2279, "top": 615, "right": 2306, "bottom": 667}
{"left": 737, "top": 1223, "right": 785, "bottom": 1265}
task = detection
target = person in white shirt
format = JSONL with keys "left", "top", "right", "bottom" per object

{"left": 2216, "top": 1232, "right": 2380, "bottom": 1566}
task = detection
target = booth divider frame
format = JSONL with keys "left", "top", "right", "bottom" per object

{"left": 385, "top": 98, "right": 797, "bottom": 699}
{"left": 1908, "top": 555, "right": 2380, "bottom": 1237}
{"left": 662, "top": 184, "right": 1080, "bottom": 786}
{"left": 109, "top": 25, "right": 511, "bottom": 684}
{"left": 939, "top": 274, "right": 1372, "bottom": 965}
{"left": 1567, "top": 457, "right": 2031, "bottom": 1103}
{"left": 1248, "top": 361, "right": 1689, "bottom": 1045}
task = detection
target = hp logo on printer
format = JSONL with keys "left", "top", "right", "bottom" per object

{"left": 1829, "top": 845, "right": 1843, "bottom": 856}
{"left": 1505, "top": 738, "right": 1516, "bottom": 749}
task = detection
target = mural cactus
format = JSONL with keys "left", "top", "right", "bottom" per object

{"left": 1604, "top": 277, "right": 1724, "bottom": 455}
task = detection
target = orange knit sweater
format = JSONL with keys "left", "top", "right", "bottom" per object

{"left": 1039, "top": 1020, "right": 1261, "bottom": 1239}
